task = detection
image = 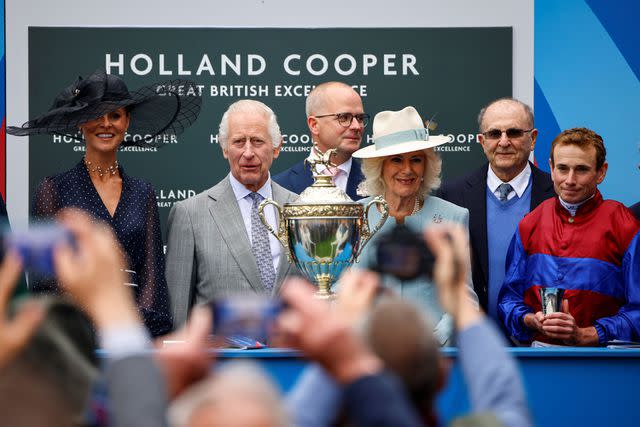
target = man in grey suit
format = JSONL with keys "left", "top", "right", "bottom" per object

{"left": 166, "top": 99, "right": 298, "bottom": 326}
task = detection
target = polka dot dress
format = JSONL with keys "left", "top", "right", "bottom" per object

{"left": 32, "top": 160, "right": 173, "bottom": 337}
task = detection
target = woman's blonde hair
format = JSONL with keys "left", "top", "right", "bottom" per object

{"left": 357, "top": 148, "right": 442, "bottom": 198}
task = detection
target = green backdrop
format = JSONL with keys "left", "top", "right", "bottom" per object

{"left": 27, "top": 27, "right": 511, "bottom": 241}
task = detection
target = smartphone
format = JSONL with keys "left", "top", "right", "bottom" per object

{"left": 0, "top": 224, "right": 75, "bottom": 277}
{"left": 374, "top": 224, "right": 435, "bottom": 281}
{"left": 209, "top": 296, "right": 284, "bottom": 343}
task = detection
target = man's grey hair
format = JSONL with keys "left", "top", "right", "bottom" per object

{"left": 218, "top": 99, "right": 282, "bottom": 150}
{"left": 305, "top": 81, "right": 356, "bottom": 117}
{"left": 168, "top": 361, "right": 287, "bottom": 427}
{"left": 477, "top": 97, "right": 535, "bottom": 131}
{"left": 357, "top": 148, "right": 443, "bottom": 198}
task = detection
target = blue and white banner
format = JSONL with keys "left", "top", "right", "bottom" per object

{"left": 535, "top": 0, "right": 639, "bottom": 206}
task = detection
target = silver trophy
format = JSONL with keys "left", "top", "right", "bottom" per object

{"left": 259, "top": 145, "right": 389, "bottom": 299}
{"left": 539, "top": 287, "right": 565, "bottom": 314}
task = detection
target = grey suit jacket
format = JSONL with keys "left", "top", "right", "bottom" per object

{"left": 105, "top": 355, "right": 168, "bottom": 427}
{"left": 166, "top": 174, "right": 299, "bottom": 326}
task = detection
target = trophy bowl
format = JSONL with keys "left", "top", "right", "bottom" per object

{"left": 259, "top": 175, "right": 388, "bottom": 299}
{"left": 539, "top": 287, "right": 565, "bottom": 315}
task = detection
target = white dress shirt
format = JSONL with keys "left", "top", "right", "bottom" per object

{"left": 229, "top": 173, "right": 281, "bottom": 273}
{"left": 487, "top": 163, "right": 532, "bottom": 200}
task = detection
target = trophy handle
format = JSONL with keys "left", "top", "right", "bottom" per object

{"left": 258, "top": 198, "right": 291, "bottom": 261}
{"left": 355, "top": 196, "right": 389, "bottom": 261}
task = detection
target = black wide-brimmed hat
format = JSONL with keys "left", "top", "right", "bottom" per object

{"left": 7, "top": 69, "right": 202, "bottom": 147}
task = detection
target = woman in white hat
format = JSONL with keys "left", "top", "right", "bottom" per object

{"left": 352, "top": 106, "right": 478, "bottom": 345}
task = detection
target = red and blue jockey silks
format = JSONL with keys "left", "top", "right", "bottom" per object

{"left": 498, "top": 191, "right": 640, "bottom": 345}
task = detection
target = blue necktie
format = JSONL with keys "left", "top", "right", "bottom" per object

{"left": 497, "top": 183, "right": 514, "bottom": 202}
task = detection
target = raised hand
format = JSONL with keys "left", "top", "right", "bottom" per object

{"left": 0, "top": 252, "right": 44, "bottom": 369}
{"left": 276, "top": 277, "right": 382, "bottom": 384}
{"left": 54, "top": 208, "right": 140, "bottom": 329}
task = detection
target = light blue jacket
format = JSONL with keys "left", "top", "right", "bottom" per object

{"left": 354, "top": 195, "right": 478, "bottom": 345}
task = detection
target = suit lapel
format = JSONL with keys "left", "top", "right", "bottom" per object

{"left": 271, "top": 182, "right": 298, "bottom": 294}
{"left": 466, "top": 165, "right": 489, "bottom": 285}
{"left": 530, "top": 163, "right": 555, "bottom": 209}
{"left": 293, "top": 161, "right": 314, "bottom": 193}
{"left": 207, "top": 176, "right": 263, "bottom": 293}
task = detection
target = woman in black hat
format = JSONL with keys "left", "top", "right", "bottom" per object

{"left": 8, "top": 70, "right": 202, "bottom": 337}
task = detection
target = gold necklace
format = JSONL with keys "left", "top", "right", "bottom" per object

{"left": 84, "top": 156, "right": 119, "bottom": 178}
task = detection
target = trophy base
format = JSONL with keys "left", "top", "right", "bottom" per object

{"left": 313, "top": 290, "right": 336, "bottom": 300}
{"left": 314, "top": 277, "right": 336, "bottom": 301}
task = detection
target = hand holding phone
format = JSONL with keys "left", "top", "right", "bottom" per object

{"left": 209, "top": 296, "right": 284, "bottom": 346}
{"left": 1, "top": 224, "right": 75, "bottom": 277}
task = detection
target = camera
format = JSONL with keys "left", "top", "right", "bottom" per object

{"left": 0, "top": 224, "right": 75, "bottom": 277}
{"left": 209, "top": 296, "right": 284, "bottom": 344}
{"left": 374, "top": 224, "right": 435, "bottom": 281}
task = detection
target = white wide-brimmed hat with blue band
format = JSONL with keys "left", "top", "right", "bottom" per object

{"left": 352, "top": 106, "right": 452, "bottom": 159}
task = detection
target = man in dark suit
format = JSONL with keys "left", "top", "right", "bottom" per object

{"left": 274, "top": 82, "right": 368, "bottom": 200}
{"left": 436, "top": 98, "right": 555, "bottom": 322}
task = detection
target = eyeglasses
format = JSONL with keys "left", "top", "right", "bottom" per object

{"left": 482, "top": 128, "right": 534, "bottom": 140}
{"left": 314, "top": 112, "right": 370, "bottom": 128}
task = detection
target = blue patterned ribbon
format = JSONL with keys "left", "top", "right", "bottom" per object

{"left": 374, "top": 128, "right": 429, "bottom": 150}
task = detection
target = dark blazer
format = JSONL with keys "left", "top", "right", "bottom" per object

{"left": 435, "top": 162, "right": 555, "bottom": 310}
{"left": 273, "top": 159, "right": 365, "bottom": 200}
{"left": 630, "top": 202, "right": 640, "bottom": 221}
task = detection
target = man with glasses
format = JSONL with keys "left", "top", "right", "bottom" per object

{"left": 274, "top": 82, "right": 368, "bottom": 200}
{"left": 435, "top": 98, "right": 555, "bottom": 323}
